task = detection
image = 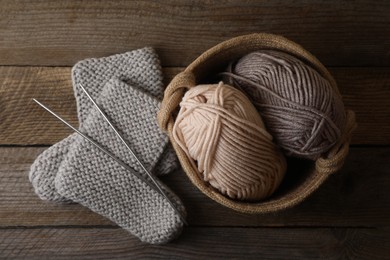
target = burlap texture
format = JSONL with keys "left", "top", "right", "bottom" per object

{"left": 157, "top": 33, "right": 357, "bottom": 214}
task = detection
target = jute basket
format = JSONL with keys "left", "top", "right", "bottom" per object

{"left": 157, "top": 33, "right": 357, "bottom": 214}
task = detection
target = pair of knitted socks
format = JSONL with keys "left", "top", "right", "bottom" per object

{"left": 29, "top": 48, "right": 186, "bottom": 244}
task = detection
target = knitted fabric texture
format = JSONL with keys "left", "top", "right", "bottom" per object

{"left": 56, "top": 79, "right": 185, "bottom": 244}
{"left": 29, "top": 48, "right": 178, "bottom": 202}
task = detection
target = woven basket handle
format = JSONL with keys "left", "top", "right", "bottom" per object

{"left": 157, "top": 71, "right": 196, "bottom": 131}
{"left": 315, "top": 110, "right": 357, "bottom": 175}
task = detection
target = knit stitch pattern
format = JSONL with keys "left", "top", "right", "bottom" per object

{"left": 56, "top": 79, "right": 185, "bottom": 244}
{"left": 29, "top": 48, "right": 178, "bottom": 202}
{"left": 30, "top": 135, "right": 76, "bottom": 202}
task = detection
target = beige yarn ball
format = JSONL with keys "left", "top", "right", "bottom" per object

{"left": 173, "top": 82, "right": 286, "bottom": 201}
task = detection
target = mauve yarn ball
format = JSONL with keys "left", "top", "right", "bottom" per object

{"left": 224, "top": 50, "right": 346, "bottom": 160}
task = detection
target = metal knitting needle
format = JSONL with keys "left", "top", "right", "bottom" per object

{"left": 33, "top": 98, "right": 187, "bottom": 225}
{"left": 33, "top": 99, "right": 155, "bottom": 188}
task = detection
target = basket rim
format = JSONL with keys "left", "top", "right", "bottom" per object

{"left": 185, "top": 33, "right": 340, "bottom": 97}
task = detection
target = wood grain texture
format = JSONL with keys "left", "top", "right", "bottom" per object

{"left": 1, "top": 147, "right": 389, "bottom": 227}
{"left": 0, "top": 227, "right": 388, "bottom": 259}
{"left": 0, "top": 66, "right": 389, "bottom": 145}
{"left": 0, "top": 0, "right": 389, "bottom": 67}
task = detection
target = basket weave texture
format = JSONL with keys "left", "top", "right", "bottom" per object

{"left": 157, "top": 33, "right": 357, "bottom": 213}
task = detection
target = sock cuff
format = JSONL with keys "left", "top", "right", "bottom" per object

{"left": 71, "top": 47, "right": 164, "bottom": 125}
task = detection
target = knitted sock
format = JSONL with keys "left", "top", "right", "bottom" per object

{"left": 30, "top": 48, "right": 178, "bottom": 202}
{"left": 56, "top": 79, "right": 185, "bottom": 244}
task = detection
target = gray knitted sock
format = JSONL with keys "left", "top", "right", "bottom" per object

{"left": 56, "top": 79, "right": 185, "bottom": 244}
{"left": 29, "top": 48, "right": 178, "bottom": 202}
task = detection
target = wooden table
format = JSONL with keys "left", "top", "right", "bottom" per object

{"left": 1, "top": 1, "right": 389, "bottom": 258}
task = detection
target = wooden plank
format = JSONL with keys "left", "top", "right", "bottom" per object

{"left": 1, "top": 147, "right": 389, "bottom": 227}
{"left": 0, "top": 66, "right": 178, "bottom": 145}
{"left": 0, "top": 67, "right": 77, "bottom": 145}
{"left": 0, "top": 1, "right": 389, "bottom": 67}
{"left": 333, "top": 68, "right": 390, "bottom": 145}
{"left": 0, "top": 227, "right": 388, "bottom": 259}
{"left": 0, "top": 66, "right": 389, "bottom": 145}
